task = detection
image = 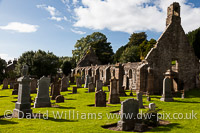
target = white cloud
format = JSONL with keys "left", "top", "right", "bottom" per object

{"left": 73, "top": 0, "right": 200, "bottom": 33}
{"left": 0, "top": 54, "right": 14, "bottom": 62}
{"left": 0, "top": 22, "right": 39, "bottom": 33}
{"left": 71, "top": 28, "right": 86, "bottom": 34}
{"left": 55, "top": 24, "right": 65, "bottom": 30}
{"left": 37, "top": 5, "right": 68, "bottom": 22}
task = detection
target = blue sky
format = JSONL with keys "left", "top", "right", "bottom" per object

{"left": 0, "top": 0, "right": 200, "bottom": 61}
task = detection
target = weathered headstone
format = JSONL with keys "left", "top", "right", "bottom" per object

{"left": 61, "top": 76, "right": 69, "bottom": 92}
{"left": 84, "top": 75, "right": 90, "bottom": 88}
{"left": 76, "top": 77, "right": 82, "bottom": 88}
{"left": 147, "top": 96, "right": 151, "bottom": 101}
{"left": 95, "top": 90, "right": 106, "bottom": 107}
{"left": 149, "top": 103, "right": 156, "bottom": 111}
{"left": 12, "top": 81, "right": 19, "bottom": 95}
{"left": 55, "top": 95, "right": 64, "bottom": 103}
{"left": 136, "top": 92, "right": 144, "bottom": 108}
{"left": 160, "top": 70, "right": 174, "bottom": 102}
{"left": 118, "top": 98, "right": 139, "bottom": 131}
{"left": 30, "top": 78, "right": 37, "bottom": 93}
{"left": 2, "top": 78, "right": 8, "bottom": 89}
{"left": 88, "top": 82, "right": 95, "bottom": 92}
{"left": 34, "top": 76, "right": 51, "bottom": 108}
{"left": 51, "top": 80, "right": 61, "bottom": 100}
{"left": 12, "top": 65, "right": 32, "bottom": 118}
{"left": 72, "top": 87, "right": 77, "bottom": 94}
{"left": 96, "top": 80, "right": 103, "bottom": 91}
{"left": 108, "top": 77, "right": 120, "bottom": 104}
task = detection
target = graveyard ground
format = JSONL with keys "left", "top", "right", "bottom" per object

{"left": 0, "top": 84, "right": 200, "bottom": 133}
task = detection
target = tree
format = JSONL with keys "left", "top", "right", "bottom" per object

{"left": 187, "top": 27, "right": 200, "bottom": 59}
{"left": 127, "top": 32, "right": 147, "bottom": 46}
{"left": 15, "top": 50, "right": 59, "bottom": 78}
{"left": 72, "top": 32, "right": 114, "bottom": 64}
{"left": 119, "top": 46, "right": 140, "bottom": 63}
{"left": 113, "top": 45, "right": 126, "bottom": 63}
{"left": 62, "top": 60, "right": 72, "bottom": 76}
{"left": 139, "top": 39, "right": 156, "bottom": 60}
{"left": 0, "top": 58, "right": 6, "bottom": 83}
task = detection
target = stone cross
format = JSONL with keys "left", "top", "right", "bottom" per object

{"left": 12, "top": 65, "right": 32, "bottom": 118}
{"left": 118, "top": 98, "right": 139, "bottom": 131}
{"left": 108, "top": 77, "right": 120, "bottom": 104}
{"left": 136, "top": 92, "right": 144, "bottom": 108}
{"left": 95, "top": 90, "right": 106, "bottom": 107}
{"left": 34, "top": 76, "right": 51, "bottom": 108}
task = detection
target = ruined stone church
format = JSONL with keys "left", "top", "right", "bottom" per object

{"left": 72, "top": 2, "right": 200, "bottom": 94}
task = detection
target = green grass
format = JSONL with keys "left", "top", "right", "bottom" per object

{"left": 0, "top": 84, "right": 200, "bottom": 133}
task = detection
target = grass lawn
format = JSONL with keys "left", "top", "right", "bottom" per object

{"left": 0, "top": 84, "right": 200, "bottom": 133}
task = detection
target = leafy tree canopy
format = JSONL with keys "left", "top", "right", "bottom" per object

{"left": 72, "top": 32, "right": 114, "bottom": 65}
{"left": 0, "top": 58, "right": 6, "bottom": 82}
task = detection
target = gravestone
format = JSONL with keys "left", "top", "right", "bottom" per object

{"left": 12, "top": 81, "right": 19, "bottom": 95}
{"left": 76, "top": 77, "right": 82, "bottom": 88}
{"left": 12, "top": 65, "right": 32, "bottom": 118}
{"left": 61, "top": 76, "right": 69, "bottom": 92}
{"left": 136, "top": 92, "right": 144, "bottom": 108}
{"left": 96, "top": 80, "right": 103, "bottom": 91}
{"left": 81, "top": 75, "right": 85, "bottom": 84}
{"left": 51, "top": 80, "right": 61, "bottom": 100}
{"left": 72, "top": 87, "right": 77, "bottom": 94}
{"left": 2, "top": 78, "right": 8, "bottom": 89}
{"left": 84, "top": 75, "right": 90, "bottom": 88}
{"left": 88, "top": 82, "right": 95, "bottom": 92}
{"left": 9, "top": 79, "right": 15, "bottom": 89}
{"left": 147, "top": 96, "right": 151, "bottom": 101}
{"left": 34, "top": 76, "right": 51, "bottom": 108}
{"left": 94, "top": 74, "right": 99, "bottom": 87}
{"left": 108, "top": 77, "right": 120, "bottom": 104}
{"left": 149, "top": 103, "right": 156, "bottom": 111}
{"left": 55, "top": 95, "right": 64, "bottom": 103}
{"left": 118, "top": 98, "right": 139, "bottom": 131}
{"left": 30, "top": 78, "right": 37, "bottom": 93}
{"left": 160, "top": 70, "right": 174, "bottom": 102}
{"left": 95, "top": 90, "right": 106, "bottom": 107}
{"left": 70, "top": 76, "right": 74, "bottom": 84}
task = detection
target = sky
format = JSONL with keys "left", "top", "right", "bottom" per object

{"left": 0, "top": 0, "right": 200, "bottom": 62}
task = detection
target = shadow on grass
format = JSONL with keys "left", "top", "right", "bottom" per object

{"left": 65, "top": 98, "right": 76, "bottom": 100}
{"left": 0, "top": 96, "right": 9, "bottom": 98}
{"left": 44, "top": 117, "right": 78, "bottom": 122}
{"left": 55, "top": 106, "right": 76, "bottom": 109}
{"left": 0, "top": 119, "right": 18, "bottom": 125}
{"left": 173, "top": 100, "right": 200, "bottom": 103}
{"left": 151, "top": 123, "right": 181, "bottom": 132}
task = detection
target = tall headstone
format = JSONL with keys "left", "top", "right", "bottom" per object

{"left": 30, "top": 78, "right": 37, "bottom": 93}
{"left": 76, "top": 77, "right": 82, "bottom": 88}
{"left": 96, "top": 80, "right": 103, "bottom": 91}
{"left": 118, "top": 98, "right": 139, "bottom": 131}
{"left": 34, "top": 76, "right": 51, "bottom": 108}
{"left": 72, "top": 87, "right": 77, "bottom": 94}
{"left": 160, "top": 69, "right": 174, "bottom": 102}
{"left": 115, "top": 63, "right": 126, "bottom": 96}
{"left": 12, "top": 65, "right": 32, "bottom": 118}
{"left": 51, "top": 80, "right": 61, "bottom": 100}
{"left": 84, "top": 75, "right": 90, "bottom": 88}
{"left": 94, "top": 74, "right": 99, "bottom": 87}
{"left": 88, "top": 82, "right": 95, "bottom": 92}
{"left": 108, "top": 77, "right": 120, "bottom": 104}
{"left": 136, "top": 92, "right": 144, "bottom": 108}
{"left": 12, "top": 81, "right": 19, "bottom": 95}
{"left": 95, "top": 90, "right": 106, "bottom": 107}
{"left": 2, "top": 78, "right": 8, "bottom": 89}
{"left": 61, "top": 76, "right": 69, "bottom": 92}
